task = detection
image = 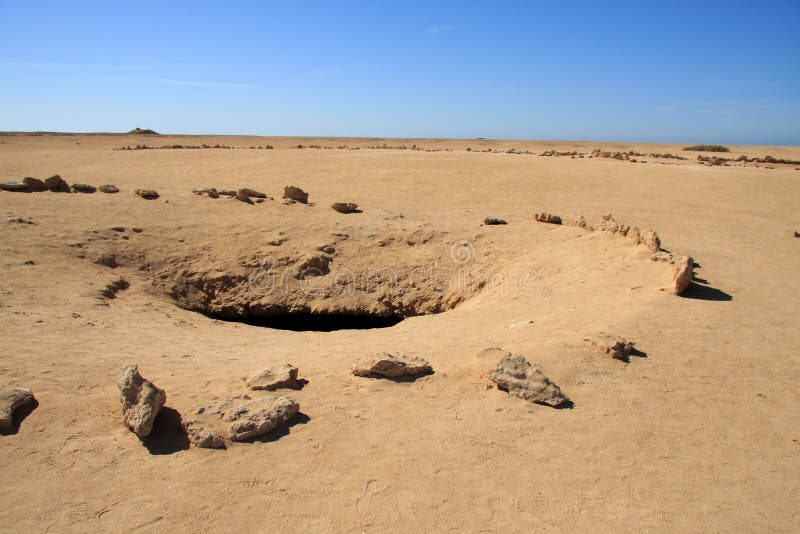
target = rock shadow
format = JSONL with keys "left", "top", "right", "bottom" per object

{"left": 248, "top": 412, "right": 311, "bottom": 444}
{"left": 293, "top": 378, "right": 309, "bottom": 390}
{"left": 0, "top": 398, "right": 39, "bottom": 436}
{"left": 616, "top": 348, "right": 648, "bottom": 363}
{"left": 680, "top": 262, "right": 733, "bottom": 301}
{"left": 554, "top": 399, "right": 575, "bottom": 410}
{"left": 360, "top": 370, "right": 435, "bottom": 383}
{"left": 680, "top": 282, "right": 733, "bottom": 302}
{"left": 142, "top": 407, "right": 190, "bottom": 455}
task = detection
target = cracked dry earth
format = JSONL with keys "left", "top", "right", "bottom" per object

{"left": 1, "top": 134, "right": 799, "bottom": 532}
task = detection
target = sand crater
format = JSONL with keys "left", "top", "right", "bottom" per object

{"left": 86, "top": 222, "right": 492, "bottom": 329}
{"left": 80, "top": 212, "right": 676, "bottom": 332}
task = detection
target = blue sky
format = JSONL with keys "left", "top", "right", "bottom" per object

{"left": 1, "top": 0, "right": 799, "bottom": 144}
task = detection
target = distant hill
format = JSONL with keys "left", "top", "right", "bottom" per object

{"left": 128, "top": 128, "right": 159, "bottom": 135}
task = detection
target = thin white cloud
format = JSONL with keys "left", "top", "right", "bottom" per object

{"left": 0, "top": 63, "right": 273, "bottom": 91}
{"left": 426, "top": 25, "right": 451, "bottom": 35}
{"left": 97, "top": 76, "right": 287, "bottom": 92}
{"left": 0, "top": 61, "right": 149, "bottom": 71}
{"left": 101, "top": 76, "right": 257, "bottom": 89}
{"left": 2, "top": 69, "right": 284, "bottom": 93}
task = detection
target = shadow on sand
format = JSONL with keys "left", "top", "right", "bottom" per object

{"left": 247, "top": 412, "right": 311, "bottom": 444}
{"left": 679, "top": 261, "right": 733, "bottom": 302}
{"left": 0, "top": 398, "right": 39, "bottom": 436}
{"left": 360, "top": 370, "right": 435, "bottom": 383}
{"left": 142, "top": 407, "right": 190, "bottom": 455}
{"left": 615, "top": 347, "right": 649, "bottom": 363}
{"left": 680, "top": 281, "right": 733, "bottom": 302}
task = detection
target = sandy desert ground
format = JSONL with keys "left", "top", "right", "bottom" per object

{"left": 0, "top": 133, "right": 798, "bottom": 532}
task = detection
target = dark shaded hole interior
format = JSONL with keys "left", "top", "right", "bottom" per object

{"left": 211, "top": 312, "right": 405, "bottom": 332}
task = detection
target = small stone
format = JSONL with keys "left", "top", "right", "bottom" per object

{"left": 0, "top": 387, "right": 35, "bottom": 429}
{"left": 135, "top": 189, "right": 159, "bottom": 200}
{"left": 99, "top": 185, "right": 120, "bottom": 193}
{"left": 484, "top": 217, "right": 507, "bottom": 225}
{"left": 239, "top": 188, "right": 267, "bottom": 199}
{"left": 71, "top": 183, "right": 97, "bottom": 193}
{"left": 44, "top": 175, "right": 70, "bottom": 192}
{"left": 131, "top": 227, "right": 143, "bottom": 233}
{"left": 0, "top": 181, "right": 30, "bottom": 192}
{"left": 490, "top": 352, "right": 569, "bottom": 407}
{"left": 673, "top": 255, "right": 693, "bottom": 295}
{"left": 192, "top": 188, "right": 218, "bottom": 197}
{"left": 534, "top": 213, "right": 562, "bottom": 224}
{"left": 627, "top": 227, "right": 642, "bottom": 245}
{"left": 265, "top": 235, "right": 287, "bottom": 246}
{"left": 234, "top": 189, "right": 254, "bottom": 204}
{"left": 244, "top": 364, "right": 299, "bottom": 391}
{"left": 317, "top": 244, "right": 335, "bottom": 254}
{"left": 22, "top": 177, "right": 46, "bottom": 192}
{"left": 117, "top": 363, "right": 166, "bottom": 438}
{"left": 352, "top": 353, "right": 433, "bottom": 378}
{"left": 586, "top": 332, "right": 635, "bottom": 360}
{"left": 331, "top": 202, "right": 359, "bottom": 213}
{"left": 593, "top": 213, "right": 621, "bottom": 233}
{"left": 283, "top": 185, "right": 309, "bottom": 203}
{"left": 641, "top": 229, "right": 661, "bottom": 253}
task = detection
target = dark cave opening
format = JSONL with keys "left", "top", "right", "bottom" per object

{"left": 211, "top": 312, "right": 405, "bottom": 332}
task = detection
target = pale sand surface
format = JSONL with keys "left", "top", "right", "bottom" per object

{"left": 0, "top": 134, "right": 798, "bottom": 532}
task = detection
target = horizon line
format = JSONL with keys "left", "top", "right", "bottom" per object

{"left": 0, "top": 130, "right": 798, "bottom": 148}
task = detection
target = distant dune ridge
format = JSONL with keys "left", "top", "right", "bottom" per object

{"left": 127, "top": 127, "right": 159, "bottom": 135}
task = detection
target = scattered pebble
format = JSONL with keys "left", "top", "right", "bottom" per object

{"left": 283, "top": 185, "right": 309, "bottom": 203}
{"left": 244, "top": 364, "right": 300, "bottom": 391}
{"left": 585, "top": 332, "right": 636, "bottom": 360}
{"left": 0, "top": 181, "right": 29, "bottom": 192}
{"left": 71, "top": 183, "right": 97, "bottom": 193}
{"left": 331, "top": 202, "right": 359, "bottom": 213}
{"left": 135, "top": 189, "right": 159, "bottom": 200}
{"left": 534, "top": 213, "right": 562, "bottom": 224}
{"left": 352, "top": 353, "right": 433, "bottom": 378}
